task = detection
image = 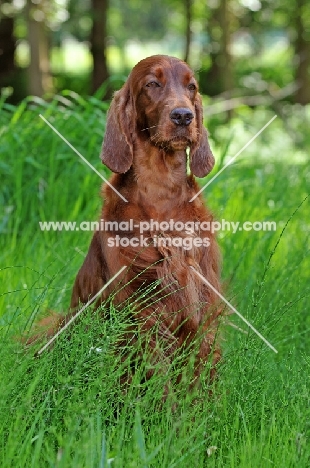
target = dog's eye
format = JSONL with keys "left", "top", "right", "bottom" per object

{"left": 188, "top": 83, "right": 196, "bottom": 91}
{"left": 146, "top": 81, "right": 161, "bottom": 88}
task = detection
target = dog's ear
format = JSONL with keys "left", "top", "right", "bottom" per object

{"left": 190, "top": 93, "right": 215, "bottom": 178}
{"left": 100, "top": 81, "right": 134, "bottom": 173}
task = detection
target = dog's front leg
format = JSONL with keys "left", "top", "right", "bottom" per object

{"left": 70, "top": 231, "right": 107, "bottom": 309}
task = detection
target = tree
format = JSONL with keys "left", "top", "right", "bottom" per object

{"left": 0, "top": 1, "right": 16, "bottom": 88}
{"left": 200, "top": 0, "right": 234, "bottom": 97}
{"left": 294, "top": 0, "right": 310, "bottom": 104}
{"left": 25, "top": 0, "right": 53, "bottom": 96}
{"left": 184, "top": 0, "right": 192, "bottom": 63}
{"left": 90, "top": 0, "right": 109, "bottom": 94}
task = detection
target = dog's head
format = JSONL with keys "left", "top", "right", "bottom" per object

{"left": 101, "top": 55, "right": 214, "bottom": 178}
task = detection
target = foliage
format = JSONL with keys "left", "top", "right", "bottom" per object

{"left": 1, "top": 0, "right": 307, "bottom": 103}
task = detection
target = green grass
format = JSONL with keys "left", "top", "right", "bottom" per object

{"left": 1, "top": 94, "right": 310, "bottom": 467}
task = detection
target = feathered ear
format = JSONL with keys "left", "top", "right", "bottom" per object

{"left": 100, "top": 82, "right": 134, "bottom": 173}
{"left": 190, "top": 93, "right": 215, "bottom": 178}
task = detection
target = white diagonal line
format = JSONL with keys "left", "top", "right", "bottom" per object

{"left": 190, "top": 266, "right": 278, "bottom": 353}
{"left": 189, "top": 115, "right": 277, "bottom": 202}
{"left": 39, "top": 114, "right": 128, "bottom": 203}
{"left": 36, "top": 265, "right": 127, "bottom": 356}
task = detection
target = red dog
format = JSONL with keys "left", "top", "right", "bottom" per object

{"left": 32, "top": 55, "right": 222, "bottom": 385}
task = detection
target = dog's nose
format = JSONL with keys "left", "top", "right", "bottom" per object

{"left": 170, "top": 107, "right": 194, "bottom": 126}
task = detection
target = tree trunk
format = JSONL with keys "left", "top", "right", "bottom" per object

{"left": 26, "top": 0, "right": 53, "bottom": 97}
{"left": 294, "top": 0, "right": 310, "bottom": 105}
{"left": 0, "top": 11, "right": 16, "bottom": 82}
{"left": 184, "top": 0, "right": 192, "bottom": 63}
{"left": 220, "top": 0, "right": 233, "bottom": 94}
{"left": 202, "top": 0, "right": 233, "bottom": 97}
{"left": 90, "top": 0, "right": 109, "bottom": 95}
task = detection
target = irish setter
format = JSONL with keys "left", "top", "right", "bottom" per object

{"left": 31, "top": 55, "right": 222, "bottom": 388}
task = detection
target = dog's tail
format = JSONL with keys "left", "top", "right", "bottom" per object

{"left": 23, "top": 311, "right": 66, "bottom": 347}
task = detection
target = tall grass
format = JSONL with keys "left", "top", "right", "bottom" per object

{"left": 1, "top": 95, "right": 310, "bottom": 467}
